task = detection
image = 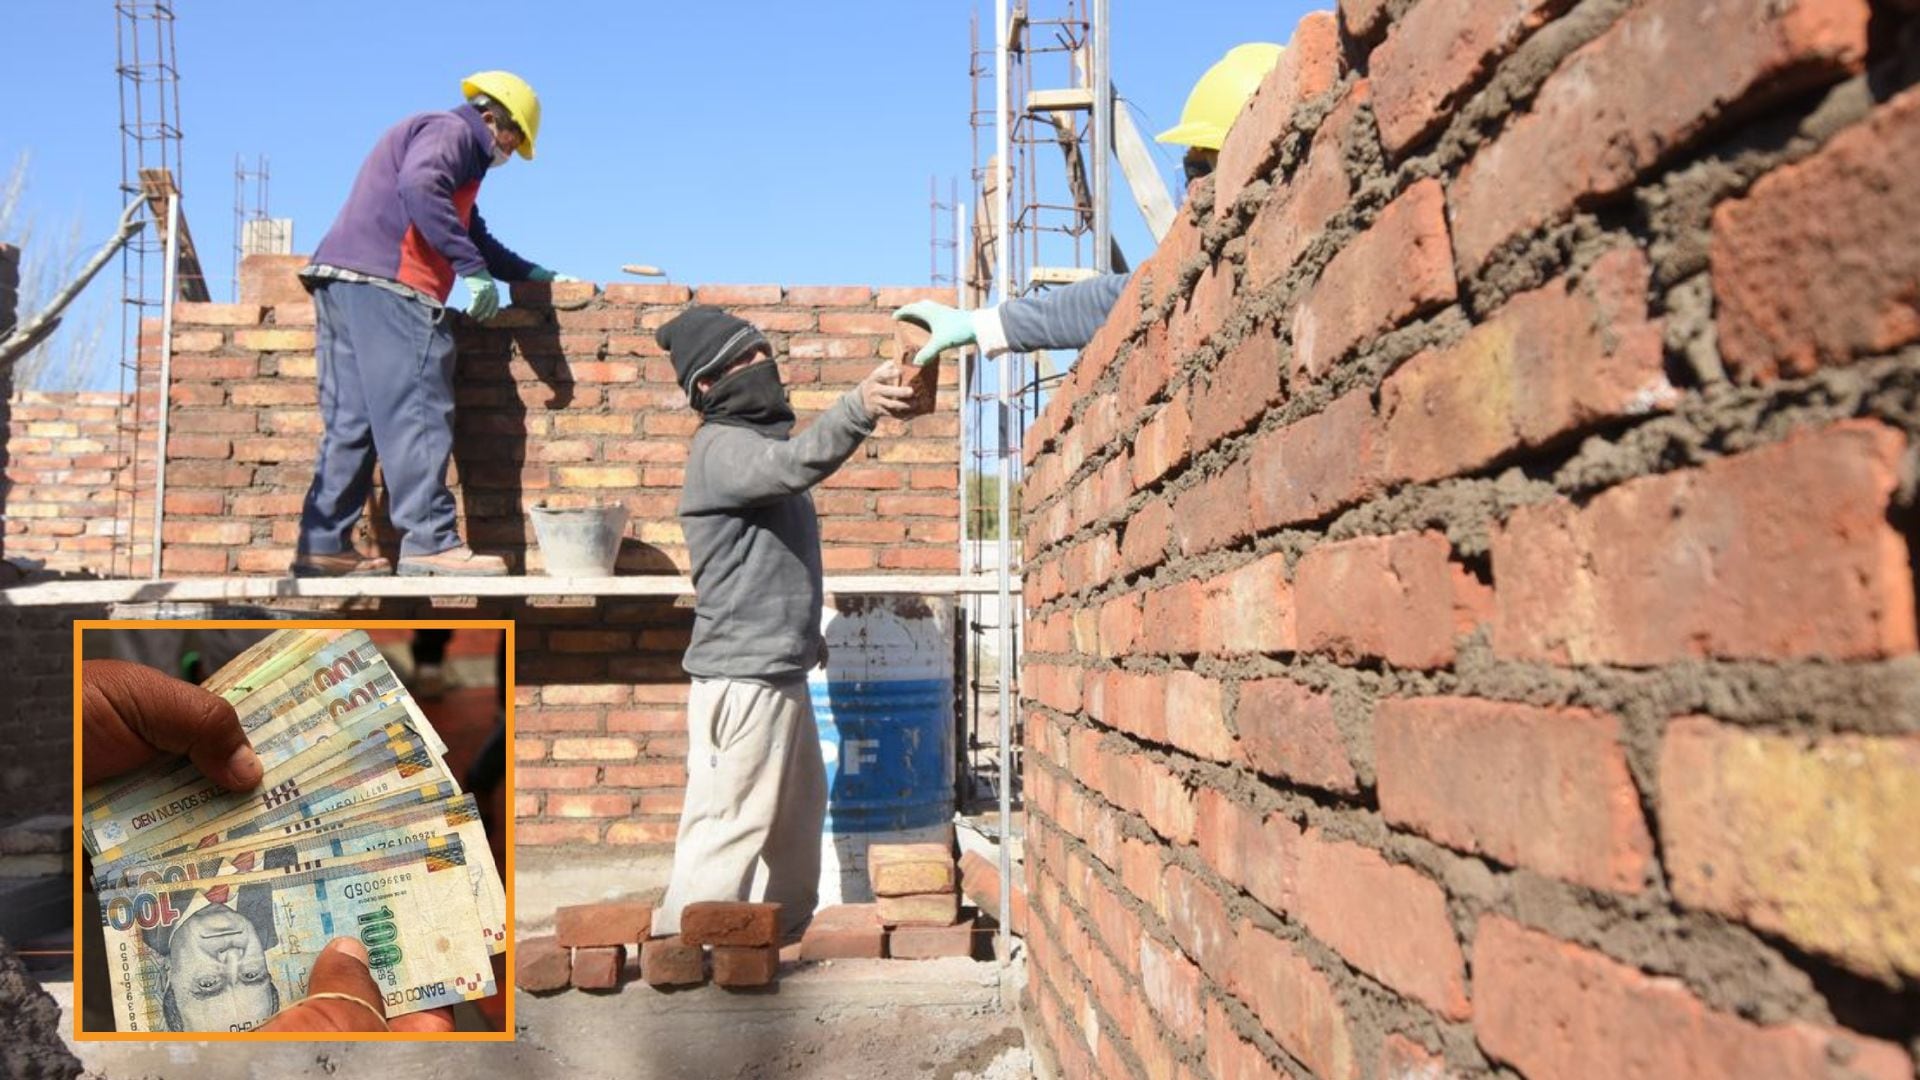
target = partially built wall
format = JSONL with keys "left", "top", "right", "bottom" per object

{"left": 1018, "top": 1, "right": 1920, "bottom": 1077}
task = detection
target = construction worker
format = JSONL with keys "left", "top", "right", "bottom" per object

{"left": 293, "top": 71, "right": 575, "bottom": 578}
{"left": 894, "top": 43, "right": 1282, "bottom": 364}
{"left": 648, "top": 306, "right": 916, "bottom": 941}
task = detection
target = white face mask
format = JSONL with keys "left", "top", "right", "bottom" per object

{"left": 490, "top": 143, "right": 512, "bottom": 169}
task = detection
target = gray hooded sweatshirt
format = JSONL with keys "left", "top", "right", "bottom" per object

{"left": 677, "top": 391, "right": 877, "bottom": 681}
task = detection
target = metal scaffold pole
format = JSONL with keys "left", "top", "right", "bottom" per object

{"left": 993, "top": 0, "right": 1016, "bottom": 998}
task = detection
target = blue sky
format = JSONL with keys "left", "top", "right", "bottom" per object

{"left": 4, "top": 1, "right": 1318, "bottom": 388}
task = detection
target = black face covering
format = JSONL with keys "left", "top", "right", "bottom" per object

{"left": 698, "top": 360, "right": 795, "bottom": 437}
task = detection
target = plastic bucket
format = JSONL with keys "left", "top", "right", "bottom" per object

{"left": 527, "top": 502, "right": 629, "bottom": 576}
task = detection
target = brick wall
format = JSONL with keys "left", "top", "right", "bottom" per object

{"left": 146, "top": 278, "right": 960, "bottom": 576}
{"left": 1019, "top": 3, "right": 1920, "bottom": 1078}
{"left": 5, "top": 392, "right": 131, "bottom": 574}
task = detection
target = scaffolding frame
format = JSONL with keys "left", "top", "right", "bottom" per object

{"left": 232, "top": 154, "right": 270, "bottom": 300}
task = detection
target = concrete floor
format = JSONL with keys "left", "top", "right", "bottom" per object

{"left": 51, "top": 847, "right": 1032, "bottom": 1080}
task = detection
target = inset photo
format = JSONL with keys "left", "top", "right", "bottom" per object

{"left": 72, "top": 621, "right": 514, "bottom": 1041}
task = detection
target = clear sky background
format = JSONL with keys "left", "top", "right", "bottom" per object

{"left": 4, "top": 1, "right": 1319, "bottom": 389}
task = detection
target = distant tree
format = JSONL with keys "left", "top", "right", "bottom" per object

{"left": 965, "top": 469, "right": 1023, "bottom": 541}
{"left": 0, "top": 152, "right": 113, "bottom": 391}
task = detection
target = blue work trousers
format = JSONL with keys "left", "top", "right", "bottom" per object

{"left": 298, "top": 280, "right": 461, "bottom": 557}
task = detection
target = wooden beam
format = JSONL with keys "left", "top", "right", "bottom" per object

{"left": 138, "top": 168, "right": 211, "bottom": 303}
{"left": 1026, "top": 88, "right": 1095, "bottom": 113}
{"left": 1112, "top": 102, "right": 1176, "bottom": 242}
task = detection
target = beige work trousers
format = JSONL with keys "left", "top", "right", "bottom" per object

{"left": 651, "top": 675, "right": 827, "bottom": 939}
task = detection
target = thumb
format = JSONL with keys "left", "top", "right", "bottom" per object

{"left": 914, "top": 340, "right": 941, "bottom": 366}
{"left": 82, "top": 659, "right": 261, "bottom": 790}
{"left": 290, "top": 938, "right": 391, "bottom": 1031}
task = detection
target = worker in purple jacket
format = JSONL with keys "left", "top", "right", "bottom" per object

{"left": 293, "top": 71, "right": 573, "bottom": 577}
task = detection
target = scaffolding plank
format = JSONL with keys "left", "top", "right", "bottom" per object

{"left": 1028, "top": 266, "right": 1101, "bottom": 286}
{"left": 0, "top": 574, "right": 1014, "bottom": 608}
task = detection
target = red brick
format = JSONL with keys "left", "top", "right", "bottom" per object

{"left": 1120, "top": 496, "right": 1173, "bottom": 574}
{"left": 571, "top": 944, "right": 625, "bottom": 990}
{"left": 641, "top": 935, "right": 706, "bottom": 986}
{"left": 867, "top": 842, "right": 956, "bottom": 897}
{"left": 1132, "top": 390, "right": 1193, "bottom": 490}
{"left": 174, "top": 302, "right": 263, "bottom": 326}
{"left": 1191, "top": 329, "right": 1284, "bottom": 452}
{"left": 550, "top": 737, "right": 640, "bottom": 761}
{"left": 1375, "top": 698, "right": 1652, "bottom": 892}
{"left": 233, "top": 327, "right": 315, "bottom": 352}
{"left": 1339, "top": 0, "right": 1392, "bottom": 39}
{"left": 1371, "top": 0, "right": 1564, "bottom": 156}
{"left": 1295, "top": 531, "right": 1460, "bottom": 669}
{"left": 1659, "top": 718, "right": 1920, "bottom": 979}
{"left": 785, "top": 285, "right": 873, "bottom": 306}
{"left": 1492, "top": 421, "right": 1915, "bottom": 664}
{"left": 1450, "top": 0, "right": 1871, "bottom": 275}
{"left": 515, "top": 935, "right": 571, "bottom": 992}
{"left": 1474, "top": 916, "right": 1911, "bottom": 1080}
{"left": 1228, "top": 921, "right": 1356, "bottom": 1080}
{"left": 1714, "top": 83, "right": 1920, "bottom": 381}
{"left": 889, "top": 917, "right": 978, "bottom": 959}
{"left": 508, "top": 280, "right": 595, "bottom": 308}
{"left": 171, "top": 329, "right": 224, "bottom": 352}
{"left": 1380, "top": 247, "right": 1669, "bottom": 485}
{"left": 1248, "top": 80, "right": 1367, "bottom": 292}
{"left": 1139, "top": 760, "right": 1196, "bottom": 845}
{"left": 958, "top": 851, "right": 1028, "bottom": 936}
{"left": 1301, "top": 180, "right": 1456, "bottom": 377}
{"left": 1139, "top": 934, "right": 1204, "bottom": 1040}
{"left": 1170, "top": 260, "right": 1234, "bottom": 359}
{"left": 711, "top": 944, "right": 779, "bottom": 987}
{"left": 607, "top": 821, "right": 678, "bottom": 846}
{"left": 878, "top": 891, "right": 959, "bottom": 927}
{"left": 601, "top": 282, "right": 690, "bottom": 304}
{"left": 1096, "top": 594, "right": 1143, "bottom": 659}
{"left": 1171, "top": 460, "right": 1251, "bottom": 557}
{"left": 678, "top": 902, "right": 782, "bottom": 947}
{"left": 1292, "top": 827, "right": 1469, "bottom": 1019}
{"left": 1248, "top": 387, "right": 1381, "bottom": 529}
{"left": 1160, "top": 865, "right": 1234, "bottom": 978}
{"left": 1163, "top": 670, "right": 1235, "bottom": 763}
{"left": 801, "top": 903, "right": 886, "bottom": 959}
{"left": 1099, "top": 670, "right": 1170, "bottom": 744}
{"left": 555, "top": 901, "right": 654, "bottom": 947}
{"left": 817, "top": 310, "right": 898, "bottom": 335}
{"left": 693, "top": 284, "right": 782, "bottom": 306}
{"left": 1236, "top": 678, "right": 1357, "bottom": 794}
{"left": 1381, "top": 1035, "right": 1450, "bottom": 1079}
{"left": 518, "top": 821, "right": 601, "bottom": 845}
{"left": 1213, "top": 11, "right": 1343, "bottom": 218}
{"left": 1123, "top": 325, "right": 1176, "bottom": 416}
{"left": 1206, "top": 999, "right": 1278, "bottom": 1080}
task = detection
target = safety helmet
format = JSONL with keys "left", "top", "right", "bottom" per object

{"left": 461, "top": 70, "right": 541, "bottom": 160}
{"left": 1155, "top": 43, "right": 1284, "bottom": 151}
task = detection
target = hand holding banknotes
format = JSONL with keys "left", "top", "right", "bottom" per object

{"left": 83, "top": 657, "right": 458, "bottom": 1034}
{"left": 81, "top": 659, "right": 262, "bottom": 790}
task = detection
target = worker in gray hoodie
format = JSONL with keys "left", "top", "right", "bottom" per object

{"left": 649, "top": 306, "right": 916, "bottom": 940}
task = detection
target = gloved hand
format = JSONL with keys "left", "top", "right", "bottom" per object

{"left": 526, "top": 266, "right": 582, "bottom": 283}
{"left": 892, "top": 300, "right": 976, "bottom": 366}
{"left": 463, "top": 273, "right": 500, "bottom": 321}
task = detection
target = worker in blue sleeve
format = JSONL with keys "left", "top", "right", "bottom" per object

{"left": 894, "top": 43, "right": 1282, "bottom": 364}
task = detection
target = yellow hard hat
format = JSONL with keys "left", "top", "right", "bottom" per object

{"left": 1155, "top": 43, "right": 1285, "bottom": 151}
{"left": 461, "top": 70, "right": 541, "bottom": 160}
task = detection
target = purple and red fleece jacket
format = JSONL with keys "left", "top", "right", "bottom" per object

{"left": 307, "top": 105, "right": 535, "bottom": 302}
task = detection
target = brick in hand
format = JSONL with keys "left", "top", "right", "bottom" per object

{"left": 680, "top": 901, "right": 782, "bottom": 946}
{"left": 554, "top": 901, "right": 653, "bottom": 947}
{"left": 867, "top": 842, "right": 957, "bottom": 896}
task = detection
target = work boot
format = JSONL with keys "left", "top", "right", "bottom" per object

{"left": 397, "top": 544, "right": 509, "bottom": 577}
{"left": 291, "top": 550, "right": 393, "bottom": 578}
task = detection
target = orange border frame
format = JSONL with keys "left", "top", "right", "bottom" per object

{"left": 70, "top": 618, "right": 517, "bottom": 1043}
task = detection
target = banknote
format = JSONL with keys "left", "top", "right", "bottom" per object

{"left": 95, "top": 795, "right": 508, "bottom": 955}
{"left": 97, "top": 836, "right": 494, "bottom": 1031}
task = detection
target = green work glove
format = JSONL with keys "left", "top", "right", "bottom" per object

{"left": 462, "top": 273, "right": 500, "bottom": 321}
{"left": 892, "top": 300, "right": 975, "bottom": 366}
{"left": 526, "top": 266, "right": 582, "bottom": 283}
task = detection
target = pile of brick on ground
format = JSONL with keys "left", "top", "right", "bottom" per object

{"left": 520, "top": 845, "right": 1030, "bottom": 991}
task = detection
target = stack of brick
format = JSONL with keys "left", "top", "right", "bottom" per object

{"left": 515, "top": 900, "right": 653, "bottom": 993}
{"left": 868, "top": 842, "right": 976, "bottom": 959}
{"left": 679, "top": 901, "right": 781, "bottom": 988}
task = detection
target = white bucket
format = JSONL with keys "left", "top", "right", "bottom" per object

{"left": 527, "top": 502, "right": 629, "bottom": 576}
